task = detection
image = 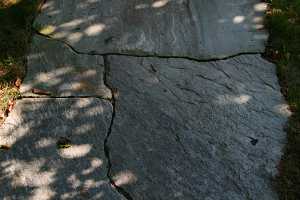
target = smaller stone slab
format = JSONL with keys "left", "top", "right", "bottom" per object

{"left": 0, "top": 98, "right": 123, "bottom": 200}
{"left": 21, "top": 35, "right": 111, "bottom": 98}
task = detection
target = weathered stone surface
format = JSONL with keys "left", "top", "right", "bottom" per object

{"left": 21, "top": 35, "right": 111, "bottom": 98}
{"left": 106, "top": 55, "right": 290, "bottom": 200}
{"left": 0, "top": 98, "right": 124, "bottom": 200}
{"left": 35, "top": 0, "right": 268, "bottom": 59}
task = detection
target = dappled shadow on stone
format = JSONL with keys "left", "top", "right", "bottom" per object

{"left": 0, "top": 98, "right": 125, "bottom": 200}
{"left": 105, "top": 54, "right": 289, "bottom": 199}
{"left": 20, "top": 35, "right": 111, "bottom": 98}
{"left": 34, "top": 0, "right": 268, "bottom": 59}
{"left": 0, "top": 0, "right": 291, "bottom": 199}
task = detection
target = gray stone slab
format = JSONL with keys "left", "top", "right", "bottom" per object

{"left": 0, "top": 98, "right": 124, "bottom": 200}
{"left": 21, "top": 35, "right": 111, "bottom": 98}
{"left": 35, "top": 0, "right": 268, "bottom": 59}
{"left": 106, "top": 55, "right": 290, "bottom": 199}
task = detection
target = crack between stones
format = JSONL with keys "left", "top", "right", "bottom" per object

{"left": 22, "top": 28, "right": 133, "bottom": 197}
{"left": 20, "top": 95, "right": 110, "bottom": 100}
{"left": 35, "top": 31, "right": 263, "bottom": 63}
{"left": 31, "top": 29, "right": 269, "bottom": 195}
{"left": 102, "top": 56, "right": 134, "bottom": 200}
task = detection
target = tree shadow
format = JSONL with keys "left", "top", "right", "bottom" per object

{"left": 0, "top": 97, "right": 125, "bottom": 200}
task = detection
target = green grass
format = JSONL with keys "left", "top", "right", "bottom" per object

{"left": 0, "top": 0, "right": 42, "bottom": 120}
{"left": 265, "top": 0, "right": 300, "bottom": 199}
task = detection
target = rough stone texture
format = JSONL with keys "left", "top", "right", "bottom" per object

{"left": 1, "top": 0, "right": 289, "bottom": 199}
{"left": 35, "top": 0, "right": 268, "bottom": 59}
{"left": 106, "top": 55, "right": 290, "bottom": 200}
{"left": 21, "top": 35, "right": 111, "bottom": 98}
{"left": 0, "top": 98, "right": 124, "bottom": 200}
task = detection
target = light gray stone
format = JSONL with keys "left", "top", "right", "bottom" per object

{"left": 35, "top": 0, "right": 268, "bottom": 59}
{"left": 106, "top": 55, "right": 290, "bottom": 200}
{"left": 0, "top": 98, "right": 124, "bottom": 200}
{"left": 21, "top": 35, "right": 111, "bottom": 98}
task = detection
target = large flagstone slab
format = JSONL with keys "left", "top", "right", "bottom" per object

{"left": 106, "top": 55, "right": 290, "bottom": 199}
{"left": 35, "top": 0, "right": 268, "bottom": 59}
{"left": 0, "top": 98, "right": 124, "bottom": 200}
{"left": 21, "top": 35, "right": 111, "bottom": 98}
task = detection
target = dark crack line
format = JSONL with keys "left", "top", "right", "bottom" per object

{"left": 20, "top": 95, "right": 110, "bottom": 100}
{"left": 210, "top": 62, "right": 232, "bottom": 79}
{"left": 195, "top": 73, "right": 235, "bottom": 92}
{"left": 103, "top": 56, "right": 134, "bottom": 200}
{"left": 34, "top": 30, "right": 263, "bottom": 63}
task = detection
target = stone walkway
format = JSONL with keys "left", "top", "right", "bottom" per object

{"left": 0, "top": 1, "right": 290, "bottom": 199}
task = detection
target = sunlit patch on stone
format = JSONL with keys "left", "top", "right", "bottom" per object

{"left": 61, "top": 191, "right": 78, "bottom": 200}
{"left": 74, "top": 98, "right": 93, "bottom": 108}
{"left": 67, "top": 174, "right": 81, "bottom": 189}
{"left": 254, "top": 3, "right": 267, "bottom": 12}
{"left": 47, "top": 10, "right": 61, "bottom": 16}
{"left": 253, "top": 24, "right": 264, "bottom": 29}
{"left": 85, "top": 24, "right": 106, "bottom": 36}
{"left": 233, "top": 95, "right": 251, "bottom": 104}
{"left": 30, "top": 186, "right": 56, "bottom": 200}
{"left": 67, "top": 32, "right": 83, "bottom": 43}
{"left": 152, "top": 0, "right": 169, "bottom": 8}
{"left": 75, "top": 124, "right": 95, "bottom": 135}
{"left": 39, "top": 25, "right": 56, "bottom": 35}
{"left": 58, "top": 144, "right": 92, "bottom": 159}
{"left": 216, "top": 94, "right": 251, "bottom": 105}
{"left": 2, "top": 159, "right": 57, "bottom": 188}
{"left": 52, "top": 30, "right": 69, "bottom": 39}
{"left": 253, "top": 17, "right": 263, "bottom": 23}
{"left": 135, "top": 3, "right": 149, "bottom": 9}
{"left": 82, "top": 158, "right": 103, "bottom": 175}
{"left": 233, "top": 16, "right": 245, "bottom": 24}
{"left": 83, "top": 179, "right": 106, "bottom": 189}
{"left": 274, "top": 104, "right": 292, "bottom": 117}
{"left": 113, "top": 170, "right": 137, "bottom": 186}
{"left": 60, "top": 19, "right": 84, "bottom": 28}
{"left": 35, "top": 138, "right": 56, "bottom": 148}
{"left": 42, "top": 1, "right": 54, "bottom": 11}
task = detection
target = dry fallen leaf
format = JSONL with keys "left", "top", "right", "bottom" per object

{"left": 7, "top": 100, "right": 15, "bottom": 112}
{"left": 15, "top": 78, "right": 22, "bottom": 88}
{"left": 0, "top": 69, "right": 8, "bottom": 77}
{"left": 0, "top": 145, "right": 11, "bottom": 150}
{"left": 39, "top": 25, "right": 56, "bottom": 35}
{"left": 32, "top": 88, "right": 51, "bottom": 95}
{"left": 57, "top": 137, "right": 72, "bottom": 149}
